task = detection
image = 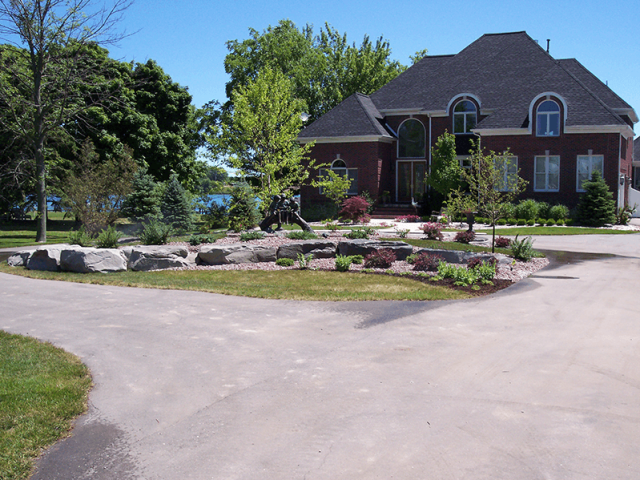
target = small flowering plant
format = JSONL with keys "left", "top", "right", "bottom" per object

{"left": 421, "top": 222, "right": 443, "bottom": 241}
{"left": 394, "top": 214, "right": 421, "bottom": 223}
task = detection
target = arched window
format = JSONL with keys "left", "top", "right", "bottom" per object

{"left": 536, "top": 100, "right": 560, "bottom": 136}
{"left": 453, "top": 100, "right": 477, "bottom": 134}
{"left": 318, "top": 158, "right": 358, "bottom": 195}
{"left": 398, "top": 119, "right": 425, "bottom": 158}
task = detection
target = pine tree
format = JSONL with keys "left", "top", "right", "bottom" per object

{"left": 576, "top": 171, "right": 616, "bottom": 227}
{"left": 122, "top": 167, "right": 161, "bottom": 219}
{"left": 227, "top": 181, "right": 260, "bottom": 232}
{"left": 161, "top": 173, "right": 194, "bottom": 232}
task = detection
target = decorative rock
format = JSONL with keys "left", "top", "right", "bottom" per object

{"left": 276, "top": 240, "right": 337, "bottom": 259}
{"left": 198, "top": 244, "right": 277, "bottom": 265}
{"left": 126, "top": 246, "right": 190, "bottom": 271}
{"left": 337, "top": 239, "right": 414, "bottom": 261}
{"left": 7, "top": 251, "right": 32, "bottom": 267}
{"left": 60, "top": 247, "right": 127, "bottom": 273}
{"left": 26, "top": 246, "right": 68, "bottom": 271}
{"left": 415, "top": 248, "right": 512, "bottom": 265}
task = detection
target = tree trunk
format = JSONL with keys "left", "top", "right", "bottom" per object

{"left": 35, "top": 141, "right": 47, "bottom": 243}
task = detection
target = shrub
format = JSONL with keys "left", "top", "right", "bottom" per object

{"left": 405, "top": 253, "right": 418, "bottom": 264}
{"left": 437, "top": 261, "right": 478, "bottom": 286}
{"left": 454, "top": 231, "right": 475, "bottom": 244}
{"left": 68, "top": 227, "right": 93, "bottom": 247}
{"left": 297, "top": 253, "right": 313, "bottom": 269}
{"left": 286, "top": 231, "right": 318, "bottom": 240}
{"left": 240, "top": 231, "right": 265, "bottom": 241}
{"left": 95, "top": 225, "right": 122, "bottom": 248}
{"left": 350, "top": 255, "right": 364, "bottom": 265}
{"left": 394, "top": 214, "right": 421, "bottom": 223}
{"left": 515, "top": 199, "right": 539, "bottom": 221}
{"left": 364, "top": 249, "right": 397, "bottom": 269}
{"left": 565, "top": 218, "right": 574, "bottom": 226}
{"left": 227, "top": 182, "right": 260, "bottom": 233}
{"left": 497, "top": 219, "right": 507, "bottom": 226}
{"left": 500, "top": 202, "right": 516, "bottom": 219}
{"left": 467, "top": 256, "right": 497, "bottom": 270}
{"left": 335, "top": 255, "right": 352, "bottom": 272}
{"left": 516, "top": 219, "right": 526, "bottom": 226}
{"left": 576, "top": 172, "right": 616, "bottom": 227}
{"left": 339, "top": 196, "right": 371, "bottom": 223}
{"left": 526, "top": 219, "right": 536, "bottom": 226}
{"left": 616, "top": 205, "right": 635, "bottom": 226}
{"left": 494, "top": 236, "right": 511, "bottom": 248}
{"left": 511, "top": 235, "right": 535, "bottom": 262}
{"left": 470, "top": 260, "right": 497, "bottom": 282}
{"left": 276, "top": 258, "right": 295, "bottom": 267}
{"left": 344, "top": 227, "right": 374, "bottom": 239}
{"left": 189, "top": 234, "right": 215, "bottom": 246}
{"left": 121, "top": 166, "right": 161, "bottom": 219}
{"left": 204, "top": 203, "right": 228, "bottom": 229}
{"left": 324, "top": 222, "right": 340, "bottom": 231}
{"left": 412, "top": 252, "right": 443, "bottom": 272}
{"left": 140, "top": 219, "right": 173, "bottom": 245}
{"left": 421, "top": 222, "right": 443, "bottom": 240}
{"left": 439, "top": 215, "right": 449, "bottom": 225}
{"left": 395, "top": 227, "right": 410, "bottom": 238}
{"left": 549, "top": 204, "right": 569, "bottom": 221}
{"left": 506, "top": 218, "right": 517, "bottom": 225}
{"left": 537, "top": 202, "right": 551, "bottom": 219}
{"left": 545, "top": 219, "right": 556, "bottom": 226}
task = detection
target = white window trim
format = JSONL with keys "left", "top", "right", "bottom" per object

{"left": 536, "top": 99, "right": 561, "bottom": 137}
{"left": 496, "top": 156, "right": 518, "bottom": 192}
{"left": 453, "top": 100, "right": 477, "bottom": 135}
{"left": 576, "top": 152, "right": 604, "bottom": 192}
{"left": 397, "top": 118, "right": 426, "bottom": 159}
{"left": 534, "top": 153, "right": 560, "bottom": 192}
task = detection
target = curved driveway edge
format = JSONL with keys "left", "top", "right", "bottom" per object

{"left": 1, "top": 234, "right": 639, "bottom": 479}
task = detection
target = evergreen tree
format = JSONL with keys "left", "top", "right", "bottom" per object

{"left": 227, "top": 181, "right": 260, "bottom": 232}
{"left": 576, "top": 171, "right": 616, "bottom": 227}
{"left": 122, "top": 167, "right": 161, "bottom": 219}
{"left": 161, "top": 173, "right": 194, "bottom": 232}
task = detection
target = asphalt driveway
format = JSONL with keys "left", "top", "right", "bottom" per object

{"left": 2, "top": 233, "right": 639, "bottom": 479}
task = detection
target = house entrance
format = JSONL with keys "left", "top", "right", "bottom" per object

{"left": 397, "top": 161, "right": 426, "bottom": 203}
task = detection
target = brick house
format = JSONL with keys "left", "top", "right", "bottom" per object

{"left": 298, "top": 32, "right": 637, "bottom": 214}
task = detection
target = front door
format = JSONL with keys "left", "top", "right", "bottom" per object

{"left": 397, "top": 161, "right": 426, "bottom": 203}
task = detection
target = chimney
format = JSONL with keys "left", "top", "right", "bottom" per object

{"left": 546, "top": 39, "right": 550, "bottom": 53}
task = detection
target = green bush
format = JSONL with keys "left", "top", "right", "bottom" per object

{"left": 506, "top": 218, "right": 517, "bottom": 225}
{"left": 276, "top": 258, "right": 295, "bottom": 267}
{"left": 545, "top": 219, "right": 556, "bottom": 226}
{"left": 437, "top": 261, "right": 478, "bottom": 286}
{"left": 537, "top": 202, "right": 551, "bottom": 219}
{"left": 161, "top": 173, "right": 194, "bottom": 233}
{"left": 565, "top": 218, "right": 574, "bottom": 226}
{"left": 350, "top": 255, "right": 364, "bottom": 265}
{"left": 240, "top": 231, "right": 265, "bottom": 241}
{"left": 496, "top": 219, "right": 507, "bottom": 226}
{"left": 335, "top": 255, "right": 352, "bottom": 272}
{"left": 95, "top": 225, "right": 122, "bottom": 248}
{"left": 139, "top": 219, "right": 173, "bottom": 245}
{"left": 227, "top": 182, "right": 260, "bottom": 232}
{"left": 204, "top": 203, "right": 228, "bottom": 229}
{"left": 526, "top": 219, "right": 535, "bottom": 226}
{"left": 576, "top": 172, "right": 616, "bottom": 227}
{"left": 515, "top": 199, "right": 539, "bottom": 221}
{"left": 68, "top": 227, "right": 93, "bottom": 247}
{"left": 286, "top": 231, "right": 318, "bottom": 240}
{"left": 500, "top": 202, "right": 516, "bottom": 219}
{"left": 511, "top": 235, "right": 535, "bottom": 262}
{"left": 549, "top": 204, "right": 569, "bottom": 220}
{"left": 344, "top": 227, "right": 374, "bottom": 239}
{"left": 189, "top": 234, "right": 215, "bottom": 246}
{"left": 516, "top": 219, "right": 526, "bottom": 226}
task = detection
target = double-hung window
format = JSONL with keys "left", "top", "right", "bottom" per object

{"left": 495, "top": 156, "right": 518, "bottom": 191}
{"left": 534, "top": 154, "right": 560, "bottom": 192}
{"left": 319, "top": 159, "right": 358, "bottom": 195}
{"left": 576, "top": 153, "right": 603, "bottom": 191}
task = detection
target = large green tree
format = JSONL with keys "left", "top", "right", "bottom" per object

{"left": 222, "top": 67, "right": 315, "bottom": 205}
{"left": 0, "top": 0, "right": 133, "bottom": 242}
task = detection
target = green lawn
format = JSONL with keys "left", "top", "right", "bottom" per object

{"left": 0, "top": 263, "right": 472, "bottom": 302}
{"left": 0, "top": 331, "right": 91, "bottom": 480}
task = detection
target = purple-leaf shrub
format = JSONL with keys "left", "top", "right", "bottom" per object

{"left": 339, "top": 196, "right": 371, "bottom": 223}
{"left": 454, "top": 231, "right": 476, "bottom": 244}
{"left": 421, "top": 222, "right": 443, "bottom": 240}
{"left": 363, "top": 249, "right": 397, "bottom": 269}
{"left": 494, "top": 236, "right": 511, "bottom": 248}
{"left": 412, "top": 253, "right": 443, "bottom": 271}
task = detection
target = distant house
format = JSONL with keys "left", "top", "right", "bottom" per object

{"left": 634, "top": 136, "right": 640, "bottom": 190}
{"left": 299, "top": 31, "right": 637, "bottom": 213}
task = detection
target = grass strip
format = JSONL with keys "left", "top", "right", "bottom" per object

{"left": 0, "top": 331, "right": 91, "bottom": 480}
{"left": 0, "top": 263, "right": 471, "bottom": 302}
{"left": 475, "top": 226, "right": 638, "bottom": 236}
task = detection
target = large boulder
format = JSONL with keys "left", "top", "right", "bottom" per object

{"left": 124, "top": 246, "right": 191, "bottom": 271}
{"left": 277, "top": 240, "right": 337, "bottom": 259}
{"left": 26, "top": 246, "right": 68, "bottom": 271}
{"left": 60, "top": 247, "right": 127, "bottom": 273}
{"left": 337, "top": 239, "right": 414, "bottom": 261}
{"left": 7, "top": 251, "right": 32, "bottom": 267}
{"left": 198, "top": 244, "right": 277, "bottom": 265}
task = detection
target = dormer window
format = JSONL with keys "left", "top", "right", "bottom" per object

{"left": 398, "top": 119, "right": 425, "bottom": 158}
{"left": 536, "top": 100, "right": 560, "bottom": 136}
{"left": 453, "top": 100, "right": 477, "bottom": 134}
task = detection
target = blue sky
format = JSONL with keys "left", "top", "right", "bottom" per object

{"left": 109, "top": 0, "right": 639, "bottom": 137}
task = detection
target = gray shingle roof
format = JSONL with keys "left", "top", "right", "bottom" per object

{"left": 301, "top": 31, "right": 636, "bottom": 140}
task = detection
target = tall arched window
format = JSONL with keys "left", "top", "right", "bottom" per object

{"left": 536, "top": 100, "right": 560, "bottom": 136}
{"left": 453, "top": 100, "right": 477, "bottom": 134}
{"left": 318, "top": 158, "right": 358, "bottom": 195}
{"left": 398, "top": 119, "right": 425, "bottom": 158}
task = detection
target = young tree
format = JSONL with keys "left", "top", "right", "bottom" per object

{"left": 0, "top": 0, "right": 133, "bottom": 242}
{"left": 160, "top": 173, "right": 194, "bottom": 233}
{"left": 449, "top": 144, "right": 527, "bottom": 252}
{"left": 121, "top": 166, "right": 161, "bottom": 220}
{"left": 576, "top": 171, "right": 616, "bottom": 226}
{"left": 427, "top": 131, "right": 462, "bottom": 210}
{"left": 222, "top": 67, "right": 315, "bottom": 205}
{"left": 313, "top": 169, "right": 352, "bottom": 215}
{"left": 60, "top": 139, "right": 136, "bottom": 235}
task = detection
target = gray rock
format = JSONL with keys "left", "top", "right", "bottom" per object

{"left": 60, "top": 247, "right": 127, "bottom": 273}
{"left": 7, "top": 251, "right": 32, "bottom": 267}
{"left": 127, "top": 246, "right": 190, "bottom": 271}
{"left": 26, "top": 246, "right": 68, "bottom": 271}
{"left": 198, "top": 244, "right": 277, "bottom": 265}
{"left": 337, "top": 239, "right": 414, "bottom": 261}
{"left": 277, "top": 240, "right": 336, "bottom": 259}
